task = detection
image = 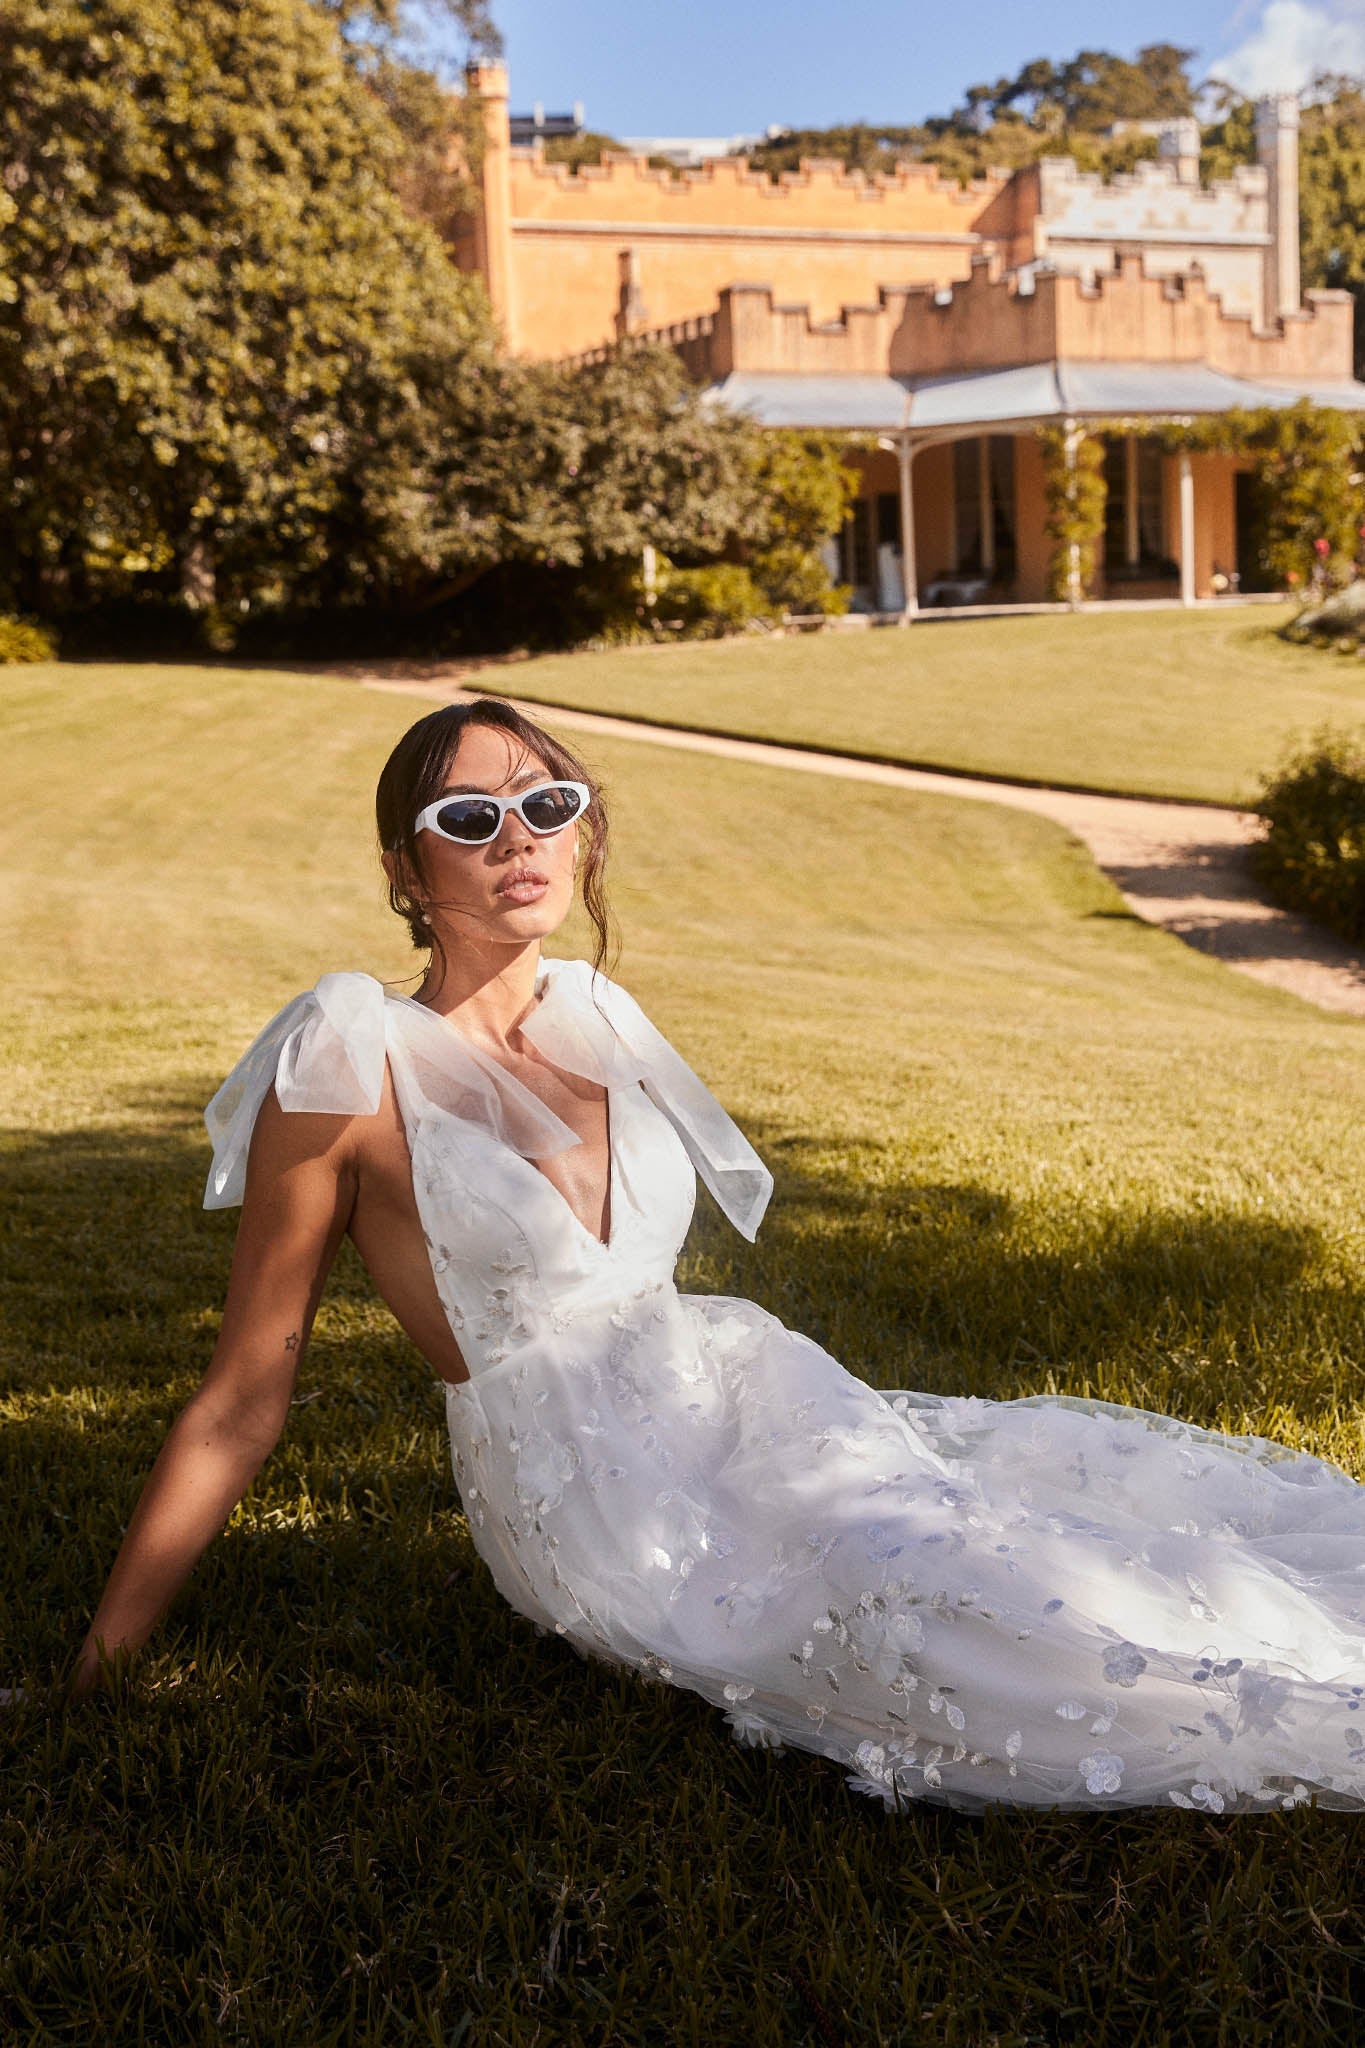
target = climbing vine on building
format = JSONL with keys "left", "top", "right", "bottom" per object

{"left": 1038, "top": 425, "right": 1107, "bottom": 604}
{"left": 1159, "top": 403, "right": 1365, "bottom": 594}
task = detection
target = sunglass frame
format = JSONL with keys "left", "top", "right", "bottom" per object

{"left": 414, "top": 780, "right": 592, "bottom": 846}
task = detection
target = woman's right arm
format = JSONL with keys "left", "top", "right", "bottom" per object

{"left": 69, "top": 1093, "right": 358, "bottom": 1696}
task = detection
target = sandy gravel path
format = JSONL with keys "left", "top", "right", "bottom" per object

{"left": 359, "top": 676, "right": 1365, "bottom": 1021}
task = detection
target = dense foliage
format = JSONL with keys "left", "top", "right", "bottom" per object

{"left": 1255, "top": 729, "right": 1365, "bottom": 942}
{"left": 0, "top": 0, "right": 497, "bottom": 623}
{"left": 741, "top": 432, "right": 858, "bottom": 616}
{"left": 742, "top": 43, "right": 1195, "bottom": 184}
{"left": 1160, "top": 404, "right": 1365, "bottom": 594}
{"left": 1038, "top": 426, "right": 1108, "bottom": 605}
{"left": 0, "top": 614, "right": 57, "bottom": 663}
{"left": 0, "top": 0, "right": 853, "bottom": 650}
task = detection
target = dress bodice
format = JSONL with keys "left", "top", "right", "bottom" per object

{"left": 203, "top": 958, "right": 771, "bottom": 1378}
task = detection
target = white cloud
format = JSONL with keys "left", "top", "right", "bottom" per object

{"left": 1211, "top": 0, "right": 1365, "bottom": 94}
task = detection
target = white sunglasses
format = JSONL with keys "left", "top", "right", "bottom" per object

{"left": 414, "top": 780, "right": 591, "bottom": 846}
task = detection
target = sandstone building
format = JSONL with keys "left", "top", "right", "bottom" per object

{"left": 457, "top": 68, "right": 1365, "bottom": 611}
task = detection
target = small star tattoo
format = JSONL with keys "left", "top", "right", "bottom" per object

{"left": 284, "top": 1331, "right": 299, "bottom": 1352}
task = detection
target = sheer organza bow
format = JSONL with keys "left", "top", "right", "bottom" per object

{"left": 520, "top": 960, "right": 771, "bottom": 1242}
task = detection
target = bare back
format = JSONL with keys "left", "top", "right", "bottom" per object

{"left": 231, "top": 1048, "right": 612, "bottom": 1390}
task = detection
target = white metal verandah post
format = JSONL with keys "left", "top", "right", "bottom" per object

{"left": 1177, "top": 447, "right": 1197, "bottom": 607}
{"left": 897, "top": 435, "right": 918, "bottom": 622}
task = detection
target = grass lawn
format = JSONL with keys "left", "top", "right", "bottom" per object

{"left": 3, "top": 661, "right": 1364, "bottom": 2045}
{"left": 469, "top": 603, "right": 1365, "bottom": 805}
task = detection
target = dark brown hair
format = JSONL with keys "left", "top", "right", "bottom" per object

{"left": 375, "top": 697, "right": 617, "bottom": 975}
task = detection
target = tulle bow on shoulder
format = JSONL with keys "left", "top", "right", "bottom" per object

{"left": 203, "top": 972, "right": 387, "bottom": 1209}
{"left": 525, "top": 959, "right": 772, "bottom": 1242}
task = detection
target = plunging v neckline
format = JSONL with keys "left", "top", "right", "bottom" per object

{"left": 510, "top": 1087, "right": 618, "bottom": 1254}
{"left": 399, "top": 985, "right": 619, "bottom": 1253}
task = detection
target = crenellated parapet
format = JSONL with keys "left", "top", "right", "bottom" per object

{"left": 623, "top": 252, "right": 1354, "bottom": 387}
{"left": 506, "top": 143, "right": 1010, "bottom": 231}
{"left": 1031, "top": 155, "right": 1272, "bottom": 323}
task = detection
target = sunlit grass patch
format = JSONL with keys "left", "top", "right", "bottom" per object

{"left": 2, "top": 662, "right": 1363, "bottom": 2045}
{"left": 474, "top": 603, "right": 1365, "bottom": 804}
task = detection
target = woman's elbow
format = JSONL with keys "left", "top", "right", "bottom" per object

{"left": 179, "top": 1382, "right": 292, "bottom": 1473}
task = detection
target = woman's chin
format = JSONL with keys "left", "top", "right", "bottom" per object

{"left": 429, "top": 890, "right": 573, "bottom": 952}
{"left": 491, "top": 895, "right": 572, "bottom": 941}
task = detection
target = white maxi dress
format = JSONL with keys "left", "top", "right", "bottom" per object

{"left": 205, "top": 959, "right": 1365, "bottom": 1814}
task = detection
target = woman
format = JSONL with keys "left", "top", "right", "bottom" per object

{"left": 75, "top": 699, "right": 1365, "bottom": 1812}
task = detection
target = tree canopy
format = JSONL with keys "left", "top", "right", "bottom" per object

{"left": 742, "top": 44, "right": 1197, "bottom": 184}
{"left": 0, "top": 0, "right": 501, "bottom": 616}
{"left": 0, "top": 0, "right": 837, "bottom": 645}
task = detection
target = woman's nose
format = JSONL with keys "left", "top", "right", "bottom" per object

{"left": 495, "top": 808, "right": 534, "bottom": 851}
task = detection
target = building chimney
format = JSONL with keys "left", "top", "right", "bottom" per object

{"left": 616, "top": 246, "right": 648, "bottom": 339}
{"left": 465, "top": 64, "right": 515, "bottom": 344}
{"left": 1255, "top": 92, "right": 1300, "bottom": 325}
{"left": 1157, "top": 117, "right": 1200, "bottom": 186}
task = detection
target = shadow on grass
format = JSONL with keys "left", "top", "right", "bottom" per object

{"left": 4, "top": 1123, "right": 1365, "bottom": 2046}
{"left": 685, "top": 1125, "right": 1365, "bottom": 1426}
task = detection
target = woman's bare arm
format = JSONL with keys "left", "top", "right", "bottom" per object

{"left": 70, "top": 1093, "right": 357, "bottom": 1695}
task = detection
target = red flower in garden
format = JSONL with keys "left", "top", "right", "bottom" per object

{"left": 1314, "top": 537, "right": 1331, "bottom": 557}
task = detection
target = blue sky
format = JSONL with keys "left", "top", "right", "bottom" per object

{"left": 477, "top": 1, "right": 1365, "bottom": 136}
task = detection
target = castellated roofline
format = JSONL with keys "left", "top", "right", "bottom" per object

{"left": 509, "top": 142, "right": 1010, "bottom": 210}
{"left": 599, "top": 250, "right": 1354, "bottom": 389}
{"left": 512, "top": 140, "right": 1011, "bottom": 204}
{"left": 510, "top": 138, "right": 1269, "bottom": 211}
{"left": 1034, "top": 152, "right": 1269, "bottom": 204}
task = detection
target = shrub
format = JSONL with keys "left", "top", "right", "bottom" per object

{"left": 1254, "top": 730, "right": 1365, "bottom": 943}
{"left": 0, "top": 613, "right": 57, "bottom": 662}
{"left": 656, "top": 563, "right": 779, "bottom": 639}
{"left": 749, "top": 541, "right": 851, "bottom": 618}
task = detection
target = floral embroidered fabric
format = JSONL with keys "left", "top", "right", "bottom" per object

{"left": 208, "top": 961, "right": 1365, "bottom": 1813}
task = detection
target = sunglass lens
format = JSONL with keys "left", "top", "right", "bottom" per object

{"left": 433, "top": 798, "right": 500, "bottom": 842}
{"left": 521, "top": 785, "right": 582, "bottom": 832}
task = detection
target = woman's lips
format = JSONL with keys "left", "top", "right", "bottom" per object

{"left": 497, "top": 868, "right": 550, "bottom": 904}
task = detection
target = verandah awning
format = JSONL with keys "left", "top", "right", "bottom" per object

{"left": 707, "top": 359, "right": 1365, "bottom": 435}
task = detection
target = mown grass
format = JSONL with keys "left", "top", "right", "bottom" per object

{"left": 2, "top": 661, "right": 1364, "bottom": 2046}
{"left": 433, "top": 603, "right": 1365, "bottom": 806}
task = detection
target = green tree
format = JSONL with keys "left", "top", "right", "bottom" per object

{"left": 543, "top": 347, "right": 764, "bottom": 566}
{"left": 320, "top": 0, "right": 499, "bottom": 60}
{"left": 973, "top": 45, "right": 1195, "bottom": 130}
{"left": 742, "top": 432, "right": 858, "bottom": 614}
{"left": 0, "top": 0, "right": 496, "bottom": 620}
{"left": 363, "top": 52, "right": 481, "bottom": 239}
{"left": 742, "top": 43, "right": 1195, "bottom": 185}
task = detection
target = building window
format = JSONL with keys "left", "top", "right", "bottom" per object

{"left": 1103, "top": 436, "right": 1169, "bottom": 575}
{"left": 840, "top": 499, "right": 873, "bottom": 594}
{"left": 952, "top": 437, "right": 1016, "bottom": 578}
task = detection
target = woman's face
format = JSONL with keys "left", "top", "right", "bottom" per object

{"left": 407, "top": 723, "right": 580, "bottom": 954}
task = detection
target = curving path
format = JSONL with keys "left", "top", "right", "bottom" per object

{"left": 358, "top": 675, "right": 1365, "bottom": 1021}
